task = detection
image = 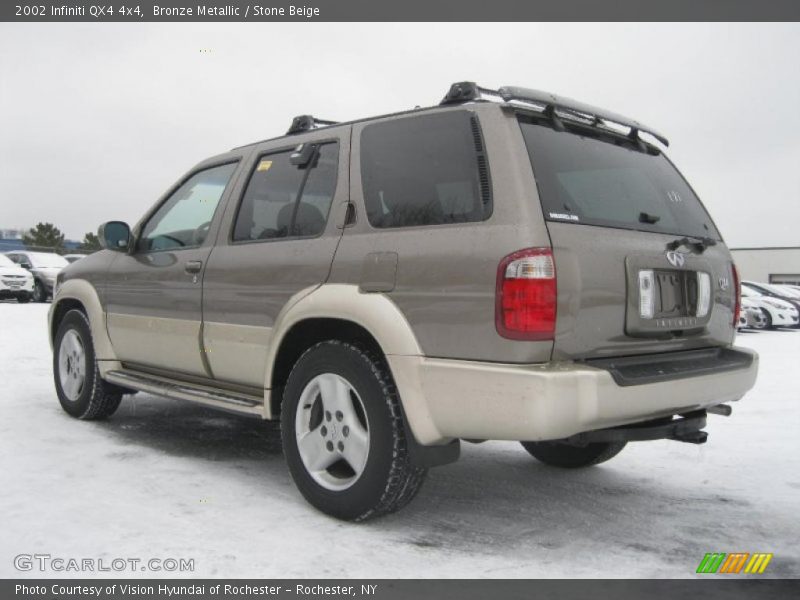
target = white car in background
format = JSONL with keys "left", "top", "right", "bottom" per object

{"left": 738, "top": 297, "right": 767, "bottom": 330}
{"left": 740, "top": 285, "right": 799, "bottom": 329}
{"left": 773, "top": 284, "right": 800, "bottom": 299}
{"left": 0, "top": 254, "right": 35, "bottom": 303}
{"left": 3, "top": 251, "right": 68, "bottom": 303}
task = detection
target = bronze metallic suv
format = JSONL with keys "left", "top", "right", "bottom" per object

{"left": 48, "top": 82, "right": 758, "bottom": 520}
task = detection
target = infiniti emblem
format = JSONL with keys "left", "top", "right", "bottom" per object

{"left": 665, "top": 250, "right": 685, "bottom": 268}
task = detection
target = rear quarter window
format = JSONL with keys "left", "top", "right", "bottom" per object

{"left": 360, "top": 111, "right": 492, "bottom": 228}
{"left": 519, "top": 116, "right": 720, "bottom": 239}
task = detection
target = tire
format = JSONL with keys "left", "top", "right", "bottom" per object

{"left": 53, "top": 309, "right": 122, "bottom": 420}
{"left": 521, "top": 440, "right": 627, "bottom": 468}
{"left": 16, "top": 294, "right": 31, "bottom": 303}
{"left": 761, "top": 308, "right": 773, "bottom": 329}
{"left": 32, "top": 279, "right": 46, "bottom": 303}
{"left": 281, "top": 340, "right": 427, "bottom": 521}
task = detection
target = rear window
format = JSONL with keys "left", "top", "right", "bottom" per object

{"left": 519, "top": 117, "right": 720, "bottom": 239}
{"left": 360, "top": 111, "right": 492, "bottom": 228}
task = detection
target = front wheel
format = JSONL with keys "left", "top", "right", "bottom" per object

{"left": 16, "top": 293, "right": 31, "bottom": 303}
{"left": 521, "top": 440, "right": 627, "bottom": 468}
{"left": 53, "top": 309, "right": 122, "bottom": 420}
{"left": 281, "top": 341, "right": 427, "bottom": 521}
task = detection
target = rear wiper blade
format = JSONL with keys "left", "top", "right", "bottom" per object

{"left": 639, "top": 211, "right": 660, "bottom": 224}
{"left": 666, "top": 235, "right": 717, "bottom": 254}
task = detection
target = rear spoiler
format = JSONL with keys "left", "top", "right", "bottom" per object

{"left": 440, "top": 81, "right": 669, "bottom": 147}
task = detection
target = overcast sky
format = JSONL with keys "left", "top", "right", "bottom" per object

{"left": 0, "top": 22, "right": 798, "bottom": 246}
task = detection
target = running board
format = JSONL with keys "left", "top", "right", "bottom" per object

{"left": 104, "top": 369, "right": 265, "bottom": 417}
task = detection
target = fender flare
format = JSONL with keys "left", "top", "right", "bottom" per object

{"left": 49, "top": 279, "right": 121, "bottom": 376}
{"left": 264, "top": 284, "right": 449, "bottom": 445}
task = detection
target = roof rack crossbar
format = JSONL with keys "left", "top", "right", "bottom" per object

{"left": 440, "top": 81, "right": 669, "bottom": 147}
{"left": 287, "top": 115, "right": 339, "bottom": 135}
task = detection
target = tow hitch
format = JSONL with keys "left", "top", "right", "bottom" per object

{"left": 559, "top": 406, "right": 731, "bottom": 447}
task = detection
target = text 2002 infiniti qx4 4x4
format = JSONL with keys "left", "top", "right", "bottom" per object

{"left": 49, "top": 82, "right": 758, "bottom": 520}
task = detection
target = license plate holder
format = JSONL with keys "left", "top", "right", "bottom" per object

{"left": 653, "top": 269, "right": 695, "bottom": 318}
{"left": 625, "top": 253, "right": 712, "bottom": 337}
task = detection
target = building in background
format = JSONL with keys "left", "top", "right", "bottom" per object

{"left": 730, "top": 247, "right": 800, "bottom": 285}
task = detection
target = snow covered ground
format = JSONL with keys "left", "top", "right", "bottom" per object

{"left": 1, "top": 302, "right": 798, "bottom": 579}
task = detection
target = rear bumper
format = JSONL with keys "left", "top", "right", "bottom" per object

{"left": 0, "top": 281, "right": 34, "bottom": 295}
{"left": 388, "top": 346, "right": 758, "bottom": 445}
{"left": 0, "top": 290, "right": 32, "bottom": 298}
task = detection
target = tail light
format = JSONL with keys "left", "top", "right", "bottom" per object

{"left": 638, "top": 270, "right": 655, "bottom": 319}
{"left": 696, "top": 272, "right": 712, "bottom": 318}
{"left": 731, "top": 262, "right": 741, "bottom": 328}
{"left": 496, "top": 248, "right": 557, "bottom": 340}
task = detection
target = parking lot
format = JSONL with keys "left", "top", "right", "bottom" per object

{"left": 1, "top": 302, "right": 798, "bottom": 578}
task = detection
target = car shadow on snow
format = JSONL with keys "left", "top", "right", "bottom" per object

{"left": 89, "top": 392, "right": 794, "bottom": 573}
{"left": 94, "top": 393, "right": 284, "bottom": 466}
{"left": 376, "top": 449, "right": 793, "bottom": 575}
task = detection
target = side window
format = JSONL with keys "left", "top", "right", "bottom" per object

{"left": 360, "top": 111, "right": 492, "bottom": 228}
{"left": 139, "top": 162, "right": 238, "bottom": 252}
{"left": 232, "top": 142, "right": 338, "bottom": 242}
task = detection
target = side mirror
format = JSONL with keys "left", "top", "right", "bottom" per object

{"left": 21, "top": 261, "right": 32, "bottom": 270}
{"left": 99, "top": 221, "right": 131, "bottom": 251}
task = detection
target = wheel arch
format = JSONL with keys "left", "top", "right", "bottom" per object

{"left": 266, "top": 284, "right": 422, "bottom": 408}
{"left": 49, "top": 279, "right": 120, "bottom": 375}
{"left": 264, "top": 284, "right": 448, "bottom": 446}
{"left": 268, "top": 317, "right": 384, "bottom": 416}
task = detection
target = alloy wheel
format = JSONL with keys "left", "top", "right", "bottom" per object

{"left": 294, "top": 373, "right": 370, "bottom": 491}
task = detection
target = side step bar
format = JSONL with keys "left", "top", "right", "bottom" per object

{"left": 104, "top": 369, "right": 265, "bottom": 417}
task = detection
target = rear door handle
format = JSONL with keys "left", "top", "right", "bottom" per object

{"left": 184, "top": 260, "right": 203, "bottom": 274}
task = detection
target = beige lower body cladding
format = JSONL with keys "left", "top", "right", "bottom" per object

{"left": 388, "top": 348, "right": 758, "bottom": 445}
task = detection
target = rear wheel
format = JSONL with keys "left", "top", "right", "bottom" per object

{"left": 281, "top": 340, "right": 427, "bottom": 521}
{"left": 521, "top": 440, "right": 627, "bottom": 468}
{"left": 53, "top": 309, "right": 122, "bottom": 420}
{"left": 32, "top": 280, "right": 46, "bottom": 303}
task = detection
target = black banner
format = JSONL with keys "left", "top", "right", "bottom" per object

{"left": 3, "top": 0, "right": 800, "bottom": 22}
{"left": 5, "top": 579, "right": 800, "bottom": 600}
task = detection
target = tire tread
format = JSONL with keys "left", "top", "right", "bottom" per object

{"left": 521, "top": 440, "right": 627, "bottom": 468}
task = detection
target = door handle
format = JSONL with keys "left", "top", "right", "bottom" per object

{"left": 184, "top": 260, "right": 203, "bottom": 274}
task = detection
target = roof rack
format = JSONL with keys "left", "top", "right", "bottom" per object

{"left": 440, "top": 81, "right": 669, "bottom": 147}
{"left": 287, "top": 115, "right": 339, "bottom": 135}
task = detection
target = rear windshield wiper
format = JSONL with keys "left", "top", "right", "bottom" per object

{"left": 667, "top": 235, "right": 717, "bottom": 254}
{"left": 639, "top": 212, "right": 660, "bottom": 224}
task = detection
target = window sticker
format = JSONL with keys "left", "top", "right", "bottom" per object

{"left": 549, "top": 212, "right": 580, "bottom": 222}
{"left": 257, "top": 160, "right": 273, "bottom": 172}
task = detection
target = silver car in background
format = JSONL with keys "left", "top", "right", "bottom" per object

{"left": 3, "top": 251, "right": 68, "bottom": 302}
